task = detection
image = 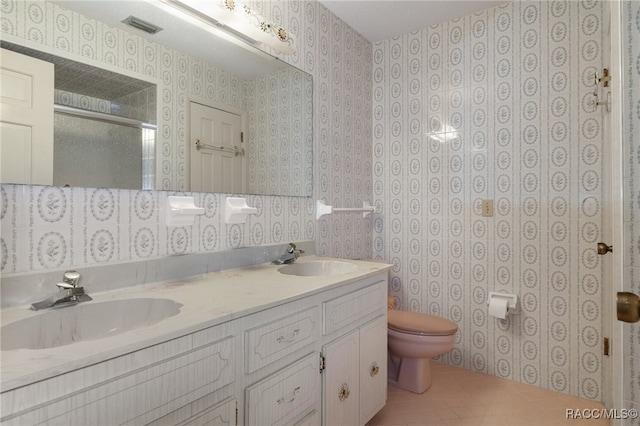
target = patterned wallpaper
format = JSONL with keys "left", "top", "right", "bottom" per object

{"left": 1, "top": 185, "right": 316, "bottom": 271}
{"left": 622, "top": 0, "right": 640, "bottom": 420}
{"left": 0, "top": 0, "right": 373, "bottom": 271}
{"left": 372, "top": 1, "right": 605, "bottom": 400}
{"left": 246, "top": 67, "right": 313, "bottom": 196}
{"left": 3, "top": 0, "right": 636, "bottom": 407}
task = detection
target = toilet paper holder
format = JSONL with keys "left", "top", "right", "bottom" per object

{"left": 487, "top": 292, "right": 519, "bottom": 315}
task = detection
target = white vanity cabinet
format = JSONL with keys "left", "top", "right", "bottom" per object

{"left": 239, "top": 271, "right": 388, "bottom": 426}
{"left": 0, "top": 263, "right": 390, "bottom": 426}
{"left": 321, "top": 278, "right": 388, "bottom": 426}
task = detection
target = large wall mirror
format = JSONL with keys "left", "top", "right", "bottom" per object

{"left": 0, "top": 0, "right": 313, "bottom": 197}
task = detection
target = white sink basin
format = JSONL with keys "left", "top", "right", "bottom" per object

{"left": 278, "top": 260, "right": 358, "bottom": 277}
{"left": 1, "top": 298, "right": 182, "bottom": 351}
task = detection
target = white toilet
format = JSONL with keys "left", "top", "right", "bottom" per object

{"left": 387, "top": 309, "right": 458, "bottom": 394}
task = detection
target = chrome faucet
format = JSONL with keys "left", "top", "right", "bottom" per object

{"left": 273, "top": 243, "right": 305, "bottom": 265}
{"left": 30, "top": 270, "right": 92, "bottom": 311}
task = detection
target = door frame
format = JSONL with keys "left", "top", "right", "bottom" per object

{"left": 604, "top": 0, "right": 624, "bottom": 418}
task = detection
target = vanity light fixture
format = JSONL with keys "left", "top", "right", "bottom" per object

{"left": 166, "top": 0, "right": 297, "bottom": 54}
{"left": 221, "top": 0, "right": 292, "bottom": 45}
{"left": 121, "top": 15, "right": 163, "bottom": 35}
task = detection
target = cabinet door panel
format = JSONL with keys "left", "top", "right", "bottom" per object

{"left": 322, "top": 330, "right": 359, "bottom": 426}
{"left": 359, "top": 315, "right": 387, "bottom": 425}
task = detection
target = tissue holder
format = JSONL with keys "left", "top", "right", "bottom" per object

{"left": 487, "top": 291, "right": 518, "bottom": 319}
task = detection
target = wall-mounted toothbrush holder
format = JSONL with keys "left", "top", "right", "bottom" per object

{"left": 316, "top": 199, "right": 375, "bottom": 220}
{"left": 166, "top": 196, "right": 205, "bottom": 227}
{"left": 224, "top": 197, "right": 257, "bottom": 224}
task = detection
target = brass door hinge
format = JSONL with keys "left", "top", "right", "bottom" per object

{"left": 603, "top": 337, "right": 610, "bottom": 356}
{"left": 319, "top": 354, "right": 326, "bottom": 372}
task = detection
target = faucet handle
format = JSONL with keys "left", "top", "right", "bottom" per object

{"left": 63, "top": 270, "right": 80, "bottom": 287}
{"left": 56, "top": 282, "right": 75, "bottom": 289}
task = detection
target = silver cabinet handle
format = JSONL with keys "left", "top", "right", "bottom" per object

{"left": 277, "top": 386, "right": 300, "bottom": 404}
{"left": 277, "top": 328, "right": 300, "bottom": 343}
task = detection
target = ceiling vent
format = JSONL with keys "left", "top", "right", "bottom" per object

{"left": 121, "top": 16, "right": 163, "bottom": 35}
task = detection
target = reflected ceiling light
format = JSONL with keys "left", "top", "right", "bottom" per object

{"left": 166, "top": 0, "right": 296, "bottom": 54}
{"left": 425, "top": 124, "right": 459, "bottom": 143}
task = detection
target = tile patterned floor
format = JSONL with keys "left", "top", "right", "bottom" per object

{"left": 368, "top": 362, "right": 611, "bottom": 426}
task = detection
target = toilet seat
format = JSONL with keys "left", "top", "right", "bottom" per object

{"left": 388, "top": 310, "right": 457, "bottom": 336}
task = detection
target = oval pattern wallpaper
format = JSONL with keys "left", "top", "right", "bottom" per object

{"left": 2, "top": 0, "right": 639, "bottom": 411}
{"left": 372, "top": 1, "right": 606, "bottom": 400}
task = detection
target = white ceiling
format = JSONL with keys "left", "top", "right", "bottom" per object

{"left": 318, "top": 0, "right": 507, "bottom": 42}
{"left": 52, "top": 0, "right": 508, "bottom": 72}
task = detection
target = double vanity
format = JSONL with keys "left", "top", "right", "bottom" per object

{"left": 0, "top": 256, "right": 391, "bottom": 425}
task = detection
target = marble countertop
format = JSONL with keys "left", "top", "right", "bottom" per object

{"left": 0, "top": 256, "right": 391, "bottom": 392}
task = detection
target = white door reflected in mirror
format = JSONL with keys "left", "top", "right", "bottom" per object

{"left": 190, "top": 103, "right": 244, "bottom": 193}
{"left": 0, "top": 48, "right": 54, "bottom": 186}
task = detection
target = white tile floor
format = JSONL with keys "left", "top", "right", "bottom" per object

{"left": 368, "top": 362, "right": 611, "bottom": 426}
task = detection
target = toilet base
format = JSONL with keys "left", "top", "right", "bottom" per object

{"left": 387, "top": 353, "right": 433, "bottom": 394}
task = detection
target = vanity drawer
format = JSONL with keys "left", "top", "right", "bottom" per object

{"left": 3, "top": 335, "right": 236, "bottom": 426}
{"left": 323, "top": 279, "right": 387, "bottom": 335}
{"left": 245, "top": 307, "right": 319, "bottom": 373}
{"left": 245, "top": 352, "right": 319, "bottom": 426}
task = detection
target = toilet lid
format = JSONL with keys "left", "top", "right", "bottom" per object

{"left": 388, "top": 310, "right": 458, "bottom": 336}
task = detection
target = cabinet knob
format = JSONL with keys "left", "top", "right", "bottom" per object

{"left": 338, "top": 383, "right": 350, "bottom": 401}
{"left": 370, "top": 362, "right": 380, "bottom": 377}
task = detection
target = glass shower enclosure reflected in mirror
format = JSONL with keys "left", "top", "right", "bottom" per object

{"left": 53, "top": 112, "right": 156, "bottom": 190}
